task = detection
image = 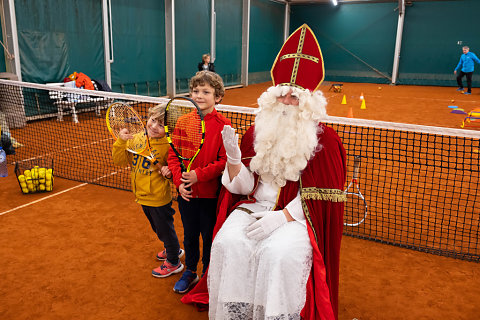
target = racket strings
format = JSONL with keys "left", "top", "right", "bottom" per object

{"left": 166, "top": 104, "right": 203, "bottom": 160}
{"left": 109, "top": 104, "right": 145, "bottom": 136}
{"left": 107, "top": 103, "right": 148, "bottom": 155}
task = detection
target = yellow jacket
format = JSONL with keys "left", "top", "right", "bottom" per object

{"left": 112, "top": 136, "right": 172, "bottom": 207}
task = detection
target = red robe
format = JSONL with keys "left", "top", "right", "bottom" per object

{"left": 182, "top": 124, "right": 346, "bottom": 320}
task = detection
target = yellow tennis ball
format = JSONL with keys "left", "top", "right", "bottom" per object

{"left": 39, "top": 178, "right": 46, "bottom": 184}
{"left": 47, "top": 168, "right": 53, "bottom": 174}
{"left": 39, "top": 170, "right": 46, "bottom": 178}
{"left": 24, "top": 170, "right": 31, "bottom": 177}
{"left": 31, "top": 170, "right": 37, "bottom": 179}
{"left": 39, "top": 184, "right": 46, "bottom": 191}
{"left": 46, "top": 185, "right": 52, "bottom": 191}
{"left": 46, "top": 173, "right": 52, "bottom": 180}
{"left": 18, "top": 175, "right": 25, "bottom": 182}
{"left": 46, "top": 181, "right": 51, "bottom": 187}
{"left": 20, "top": 182, "right": 27, "bottom": 188}
{"left": 27, "top": 184, "right": 34, "bottom": 192}
{"left": 22, "top": 188, "right": 29, "bottom": 194}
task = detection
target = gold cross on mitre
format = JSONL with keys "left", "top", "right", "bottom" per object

{"left": 270, "top": 24, "right": 325, "bottom": 91}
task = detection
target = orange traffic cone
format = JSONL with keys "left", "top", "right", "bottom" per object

{"left": 360, "top": 99, "right": 366, "bottom": 110}
{"left": 360, "top": 92, "right": 364, "bottom": 101}
{"left": 341, "top": 95, "right": 347, "bottom": 105}
{"left": 347, "top": 106, "right": 354, "bottom": 118}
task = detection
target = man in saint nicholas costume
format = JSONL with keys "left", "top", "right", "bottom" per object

{"left": 182, "top": 24, "right": 347, "bottom": 320}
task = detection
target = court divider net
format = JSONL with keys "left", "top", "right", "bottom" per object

{"left": 2, "top": 79, "right": 479, "bottom": 262}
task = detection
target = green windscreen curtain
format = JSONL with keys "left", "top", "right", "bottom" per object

{"left": 398, "top": 0, "right": 480, "bottom": 86}
{"left": 291, "top": 3, "right": 397, "bottom": 84}
{"left": 14, "top": 0, "right": 104, "bottom": 84}
{"left": 249, "top": 0, "right": 284, "bottom": 84}
{"left": 291, "top": 0, "right": 480, "bottom": 86}
{"left": 110, "top": 0, "right": 166, "bottom": 96}
{"left": 0, "top": 30, "right": 6, "bottom": 72}
{"left": 175, "top": 0, "right": 210, "bottom": 94}
{"left": 215, "top": 0, "right": 242, "bottom": 87}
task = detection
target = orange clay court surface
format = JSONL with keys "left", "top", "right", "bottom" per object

{"left": 1, "top": 82, "right": 479, "bottom": 320}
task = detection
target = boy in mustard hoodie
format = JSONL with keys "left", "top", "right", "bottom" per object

{"left": 112, "top": 104, "right": 184, "bottom": 278}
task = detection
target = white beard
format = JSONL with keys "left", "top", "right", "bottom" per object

{"left": 249, "top": 86, "right": 328, "bottom": 188}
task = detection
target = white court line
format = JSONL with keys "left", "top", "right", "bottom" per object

{"left": 0, "top": 168, "right": 127, "bottom": 217}
{"left": 0, "top": 183, "right": 88, "bottom": 216}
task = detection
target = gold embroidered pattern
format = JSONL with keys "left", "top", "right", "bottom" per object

{"left": 300, "top": 179, "right": 346, "bottom": 244}
{"left": 280, "top": 53, "right": 319, "bottom": 63}
{"left": 301, "top": 187, "right": 347, "bottom": 202}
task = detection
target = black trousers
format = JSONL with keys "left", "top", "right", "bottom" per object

{"left": 177, "top": 197, "right": 217, "bottom": 274}
{"left": 141, "top": 203, "right": 181, "bottom": 265}
{"left": 457, "top": 71, "right": 473, "bottom": 93}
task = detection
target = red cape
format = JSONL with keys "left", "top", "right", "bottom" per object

{"left": 182, "top": 125, "right": 346, "bottom": 320}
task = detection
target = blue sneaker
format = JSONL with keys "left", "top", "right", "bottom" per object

{"left": 464, "top": 92, "right": 471, "bottom": 95}
{"left": 456, "top": 87, "right": 464, "bottom": 92}
{"left": 173, "top": 270, "right": 199, "bottom": 294}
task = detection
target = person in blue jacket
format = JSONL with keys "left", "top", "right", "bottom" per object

{"left": 454, "top": 46, "right": 480, "bottom": 95}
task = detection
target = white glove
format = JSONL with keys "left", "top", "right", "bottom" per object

{"left": 246, "top": 210, "right": 288, "bottom": 241}
{"left": 221, "top": 125, "right": 241, "bottom": 165}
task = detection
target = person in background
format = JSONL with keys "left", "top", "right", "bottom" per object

{"left": 454, "top": 46, "right": 480, "bottom": 95}
{"left": 198, "top": 54, "right": 215, "bottom": 72}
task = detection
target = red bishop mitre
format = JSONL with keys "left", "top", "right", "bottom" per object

{"left": 271, "top": 24, "right": 325, "bottom": 92}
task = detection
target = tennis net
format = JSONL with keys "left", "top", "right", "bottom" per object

{"left": 2, "top": 79, "right": 479, "bottom": 262}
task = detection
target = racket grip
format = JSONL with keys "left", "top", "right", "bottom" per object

{"left": 353, "top": 156, "right": 361, "bottom": 179}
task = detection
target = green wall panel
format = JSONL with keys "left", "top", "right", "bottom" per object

{"left": 249, "top": 0, "right": 284, "bottom": 84}
{"left": 175, "top": 0, "right": 210, "bottom": 93}
{"left": 215, "top": 0, "right": 242, "bottom": 87}
{"left": 15, "top": 0, "right": 103, "bottom": 84}
{"left": 110, "top": 0, "right": 166, "bottom": 96}
{"left": 399, "top": 0, "right": 480, "bottom": 86}
{"left": 291, "top": 2, "right": 397, "bottom": 84}
{"left": 0, "top": 29, "right": 6, "bottom": 72}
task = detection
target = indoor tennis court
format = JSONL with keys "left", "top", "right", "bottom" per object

{"left": 1, "top": 81, "right": 479, "bottom": 320}
{"left": 1, "top": 1, "right": 479, "bottom": 320}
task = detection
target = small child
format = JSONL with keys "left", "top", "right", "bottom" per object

{"left": 168, "top": 71, "right": 231, "bottom": 293}
{"left": 112, "top": 104, "right": 184, "bottom": 278}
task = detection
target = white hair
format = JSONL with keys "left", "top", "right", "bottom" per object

{"left": 249, "top": 85, "right": 328, "bottom": 188}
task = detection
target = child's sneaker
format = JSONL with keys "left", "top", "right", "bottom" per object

{"left": 464, "top": 92, "right": 471, "bottom": 95}
{"left": 456, "top": 87, "right": 464, "bottom": 92}
{"left": 173, "top": 270, "right": 199, "bottom": 293}
{"left": 152, "top": 261, "right": 184, "bottom": 278}
{"left": 156, "top": 249, "right": 185, "bottom": 261}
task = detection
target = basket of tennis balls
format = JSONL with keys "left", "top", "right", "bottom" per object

{"left": 14, "top": 159, "right": 54, "bottom": 194}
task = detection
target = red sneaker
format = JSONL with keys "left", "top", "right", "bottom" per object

{"left": 152, "top": 261, "right": 184, "bottom": 278}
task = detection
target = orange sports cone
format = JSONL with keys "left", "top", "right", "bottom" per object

{"left": 360, "top": 99, "right": 366, "bottom": 109}
{"left": 347, "top": 106, "right": 354, "bottom": 118}
{"left": 341, "top": 94, "right": 347, "bottom": 104}
{"left": 360, "top": 92, "right": 364, "bottom": 100}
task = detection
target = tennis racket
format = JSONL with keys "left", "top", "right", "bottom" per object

{"left": 164, "top": 96, "right": 205, "bottom": 176}
{"left": 344, "top": 155, "right": 368, "bottom": 227}
{"left": 106, "top": 102, "right": 159, "bottom": 167}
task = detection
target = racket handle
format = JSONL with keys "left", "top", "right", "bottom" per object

{"left": 180, "top": 166, "right": 192, "bottom": 192}
{"left": 353, "top": 156, "right": 361, "bottom": 179}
